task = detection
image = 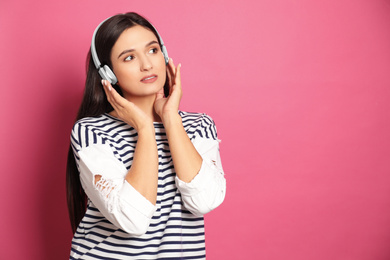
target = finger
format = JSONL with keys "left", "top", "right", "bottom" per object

{"left": 105, "top": 80, "right": 128, "bottom": 108}
{"left": 175, "top": 64, "right": 182, "bottom": 89}
{"left": 166, "top": 65, "right": 172, "bottom": 89}
{"left": 102, "top": 80, "right": 117, "bottom": 107}
{"left": 102, "top": 80, "right": 113, "bottom": 103}
{"left": 168, "top": 57, "right": 175, "bottom": 71}
{"left": 155, "top": 87, "right": 165, "bottom": 100}
{"left": 102, "top": 80, "right": 123, "bottom": 110}
{"left": 168, "top": 58, "right": 176, "bottom": 86}
{"left": 170, "top": 64, "right": 182, "bottom": 104}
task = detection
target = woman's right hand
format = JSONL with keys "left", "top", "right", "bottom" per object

{"left": 102, "top": 80, "right": 153, "bottom": 132}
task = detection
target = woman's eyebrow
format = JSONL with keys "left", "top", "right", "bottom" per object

{"left": 146, "top": 40, "right": 159, "bottom": 47}
{"left": 117, "top": 40, "right": 159, "bottom": 59}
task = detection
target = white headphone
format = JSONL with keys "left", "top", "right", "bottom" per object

{"left": 90, "top": 16, "right": 169, "bottom": 85}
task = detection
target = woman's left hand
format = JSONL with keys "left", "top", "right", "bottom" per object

{"left": 154, "top": 58, "right": 182, "bottom": 122}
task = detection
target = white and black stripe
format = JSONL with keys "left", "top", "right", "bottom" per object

{"left": 70, "top": 111, "right": 218, "bottom": 259}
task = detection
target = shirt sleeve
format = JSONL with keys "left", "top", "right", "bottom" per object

{"left": 71, "top": 123, "right": 157, "bottom": 236}
{"left": 175, "top": 114, "right": 226, "bottom": 216}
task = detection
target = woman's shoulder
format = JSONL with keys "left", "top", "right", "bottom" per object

{"left": 179, "top": 111, "right": 218, "bottom": 140}
{"left": 70, "top": 113, "right": 127, "bottom": 148}
{"left": 71, "top": 114, "right": 121, "bottom": 139}
{"left": 179, "top": 111, "right": 215, "bottom": 125}
{"left": 73, "top": 113, "right": 118, "bottom": 128}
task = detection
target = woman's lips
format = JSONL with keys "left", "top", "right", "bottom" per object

{"left": 140, "top": 74, "right": 158, "bottom": 83}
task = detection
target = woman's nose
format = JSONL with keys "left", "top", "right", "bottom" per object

{"left": 140, "top": 56, "right": 152, "bottom": 71}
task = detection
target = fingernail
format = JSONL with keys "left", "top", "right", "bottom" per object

{"left": 101, "top": 80, "right": 106, "bottom": 86}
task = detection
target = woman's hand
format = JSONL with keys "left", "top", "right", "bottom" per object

{"left": 154, "top": 58, "right": 182, "bottom": 123}
{"left": 102, "top": 80, "right": 153, "bottom": 132}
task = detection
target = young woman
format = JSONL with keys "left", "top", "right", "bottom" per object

{"left": 66, "top": 12, "right": 226, "bottom": 259}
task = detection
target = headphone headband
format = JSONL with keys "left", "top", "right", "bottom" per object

{"left": 90, "top": 15, "right": 169, "bottom": 85}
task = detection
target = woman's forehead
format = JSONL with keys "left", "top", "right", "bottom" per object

{"left": 112, "top": 26, "right": 158, "bottom": 52}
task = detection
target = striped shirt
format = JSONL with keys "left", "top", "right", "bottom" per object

{"left": 70, "top": 111, "right": 226, "bottom": 259}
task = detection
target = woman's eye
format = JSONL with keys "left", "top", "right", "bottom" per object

{"left": 149, "top": 48, "right": 158, "bottom": 54}
{"left": 124, "top": 55, "right": 134, "bottom": 61}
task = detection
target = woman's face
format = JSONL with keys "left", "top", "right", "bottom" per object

{"left": 110, "top": 25, "right": 166, "bottom": 99}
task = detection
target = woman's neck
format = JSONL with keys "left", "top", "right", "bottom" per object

{"left": 112, "top": 94, "right": 162, "bottom": 123}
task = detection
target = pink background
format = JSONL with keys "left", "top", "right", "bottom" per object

{"left": 1, "top": 0, "right": 390, "bottom": 259}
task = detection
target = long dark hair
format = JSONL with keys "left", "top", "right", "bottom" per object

{"left": 66, "top": 12, "right": 169, "bottom": 233}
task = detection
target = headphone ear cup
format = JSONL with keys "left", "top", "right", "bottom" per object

{"left": 103, "top": 65, "right": 118, "bottom": 85}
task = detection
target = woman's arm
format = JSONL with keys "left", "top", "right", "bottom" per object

{"left": 175, "top": 132, "right": 226, "bottom": 216}
{"left": 165, "top": 113, "right": 226, "bottom": 215}
{"left": 70, "top": 80, "right": 160, "bottom": 235}
{"left": 154, "top": 60, "right": 202, "bottom": 182}
{"left": 154, "top": 60, "right": 226, "bottom": 216}
{"left": 123, "top": 127, "right": 158, "bottom": 204}
{"left": 102, "top": 80, "right": 158, "bottom": 204}
{"left": 163, "top": 113, "right": 203, "bottom": 182}
{"left": 72, "top": 123, "right": 157, "bottom": 236}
